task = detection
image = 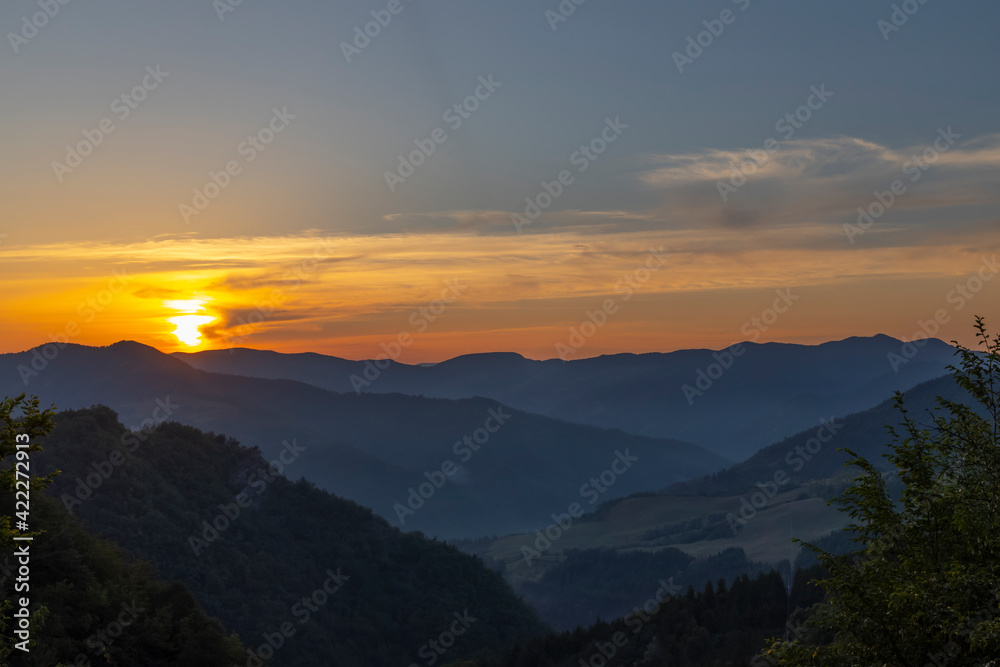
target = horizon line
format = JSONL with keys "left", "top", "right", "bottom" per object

{"left": 1, "top": 332, "right": 956, "bottom": 366}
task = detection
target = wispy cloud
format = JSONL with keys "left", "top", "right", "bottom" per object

{"left": 638, "top": 134, "right": 1000, "bottom": 188}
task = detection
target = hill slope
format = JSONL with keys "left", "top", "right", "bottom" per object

{"left": 1, "top": 342, "right": 727, "bottom": 538}
{"left": 663, "top": 372, "right": 975, "bottom": 497}
{"left": 175, "top": 335, "right": 957, "bottom": 460}
{"left": 461, "top": 371, "right": 976, "bottom": 626}
{"left": 1, "top": 493, "right": 247, "bottom": 665}
{"left": 33, "top": 405, "right": 548, "bottom": 667}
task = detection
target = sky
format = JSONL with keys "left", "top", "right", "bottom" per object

{"left": 1, "top": 0, "right": 998, "bottom": 361}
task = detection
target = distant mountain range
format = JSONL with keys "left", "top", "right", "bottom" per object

{"left": 465, "top": 370, "right": 978, "bottom": 629}
{"left": 1, "top": 334, "right": 973, "bottom": 637}
{"left": 0, "top": 341, "right": 726, "bottom": 538}
{"left": 175, "top": 334, "right": 957, "bottom": 460}
{"left": 663, "top": 371, "right": 976, "bottom": 497}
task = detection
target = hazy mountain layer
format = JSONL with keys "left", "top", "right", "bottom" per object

{"left": 176, "top": 334, "right": 956, "bottom": 460}
{"left": 1, "top": 342, "right": 726, "bottom": 538}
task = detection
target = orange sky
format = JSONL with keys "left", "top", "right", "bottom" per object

{"left": 3, "top": 229, "right": 998, "bottom": 362}
{"left": 3, "top": 2, "right": 999, "bottom": 364}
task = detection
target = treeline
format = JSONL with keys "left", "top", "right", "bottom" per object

{"left": 466, "top": 565, "right": 826, "bottom": 666}
{"left": 519, "top": 546, "right": 774, "bottom": 631}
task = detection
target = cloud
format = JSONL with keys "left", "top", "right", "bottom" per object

{"left": 382, "top": 210, "right": 513, "bottom": 235}
{"left": 132, "top": 287, "right": 184, "bottom": 299}
{"left": 625, "top": 132, "right": 1000, "bottom": 237}
{"left": 507, "top": 274, "right": 542, "bottom": 290}
{"left": 0, "top": 234, "right": 344, "bottom": 268}
{"left": 364, "top": 133, "right": 1000, "bottom": 243}
{"left": 199, "top": 305, "right": 322, "bottom": 344}
{"left": 636, "top": 133, "right": 1000, "bottom": 188}
{"left": 636, "top": 133, "right": 1000, "bottom": 206}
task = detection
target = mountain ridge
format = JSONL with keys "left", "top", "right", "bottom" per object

{"left": 173, "top": 334, "right": 958, "bottom": 460}
{"left": 1, "top": 342, "right": 727, "bottom": 539}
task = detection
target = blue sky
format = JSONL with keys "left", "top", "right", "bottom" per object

{"left": 2, "top": 0, "right": 999, "bottom": 358}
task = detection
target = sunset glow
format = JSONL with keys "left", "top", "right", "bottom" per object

{"left": 165, "top": 298, "right": 216, "bottom": 347}
{"left": 4, "top": 3, "right": 1000, "bottom": 663}
{"left": 0, "top": 2, "right": 997, "bottom": 362}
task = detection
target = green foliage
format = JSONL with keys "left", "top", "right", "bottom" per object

{"left": 1, "top": 395, "right": 246, "bottom": 665}
{"left": 3, "top": 495, "right": 246, "bottom": 666}
{"left": 521, "top": 545, "right": 773, "bottom": 631}
{"left": 1, "top": 394, "right": 57, "bottom": 660}
{"left": 472, "top": 568, "right": 816, "bottom": 666}
{"left": 0, "top": 394, "right": 57, "bottom": 541}
{"left": 762, "top": 317, "right": 1000, "bottom": 665}
{"left": 33, "top": 407, "right": 547, "bottom": 666}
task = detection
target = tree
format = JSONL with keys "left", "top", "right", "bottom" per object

{"left": 760, "top": 317, "right": 1000, "bottom": 665}
{"left": 1, "top": 394, "right": 57, "bottom": 660}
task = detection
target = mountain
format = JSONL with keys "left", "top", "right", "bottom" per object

{"left": 457, "top": 370, "right": 978, "bottom": 628}
{"left": 663, "top": 371, "right": 976, "bottom": 497}
{"left": 1, "top": 493, "right": 247, "bottom": 665}
{"left": 0, "top": 342, "right": 727, "bottom": 538}
{"left": 174, "top": 334, "right": 958, "bottom": 460}
{"left": 31, "top": 405, "right": 547, "bottom": 666}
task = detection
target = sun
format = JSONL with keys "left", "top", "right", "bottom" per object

{"left": 165, "top": 298, "right": 217, "bottom": 347}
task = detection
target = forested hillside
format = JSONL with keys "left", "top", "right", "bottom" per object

{"left": 515, "top": 546, "right": 773, "bottom": 631}
{"left": 468, "top": 567, "right": 826, "bottom": 666}
{"left": 1, "top": 395, "right": 246, "bottom": 665}
{"left": 0, "top": 494, "right": 247, "bottom": 666}
{"left": 30, "top": 405, "right": 546, "bottom": 666}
